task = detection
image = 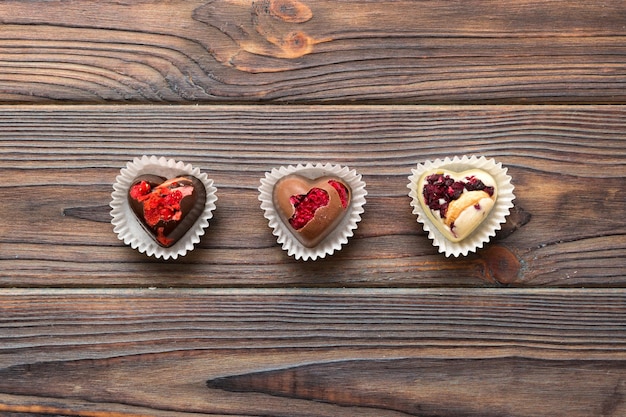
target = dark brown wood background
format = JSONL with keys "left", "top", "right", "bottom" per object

{"left": 1, "top": 1, "right": 625, "bottom": 416}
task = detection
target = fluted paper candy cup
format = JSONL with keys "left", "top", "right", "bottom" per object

{"left": 408, "top": 155, "right": 515, "bottom": 257}
{"left": 259, "top": 163, "right": 367, "bottom": 261}
{"left": 110, "top": 155, "right": 217, "bottom": 260}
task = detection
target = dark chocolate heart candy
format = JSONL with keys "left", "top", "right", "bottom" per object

{"left": 128, "top": 174, "right": 206, "bottom": 247}
{"left": 273, "top": 174, "right": 351, "bottom": 248}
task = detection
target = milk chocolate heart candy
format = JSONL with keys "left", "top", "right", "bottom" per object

{"left": 418, "top": 169, "right": 497, "bottom": 242}
{"left": 128, "top": 175, "right": 206, "bottom": 247}
{"left": 273, "top": 175, "right": 351, "bottom": 248}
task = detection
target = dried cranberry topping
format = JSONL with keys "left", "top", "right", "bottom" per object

{"left": 464, "top": 175, "right": 494, "bottom": 196}
{"left": 422, "top": 173, "right": 493, "bottom": 217}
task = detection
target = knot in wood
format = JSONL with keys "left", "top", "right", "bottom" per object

{"left": 280, "top": 31, "right": 313, "bottom": 57}
{"left": 480, "top": 245, "right": 522, "bottom": 285}
{"left": 269, "top": 0, "right": 313, "bottom": 23}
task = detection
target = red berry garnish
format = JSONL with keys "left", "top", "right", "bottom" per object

{"left": 423, "top": 173, "right": 494, "bottom": 218}
{"left": 328, "top": 180, "right": 350, "bottom": 208}
{"left": 129, "top": 181, "right": 152, "bottom": 200}
{"left": 289, "top": 187, "right": 330, "bottom": 230}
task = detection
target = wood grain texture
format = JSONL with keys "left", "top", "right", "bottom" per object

{"left": 0, "top": 288, "right": 625, "bottom": 417}
{"left": 1, "top": 105, "right": 625, "bottom": 288}
{"left": 1, "top": 1, "right": 624, "bottom": 415}
{"left": 0, "top": 0, "right": 625, "bottom": 103}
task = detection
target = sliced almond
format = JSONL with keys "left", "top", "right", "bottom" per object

{"left": 444, "top": 190, "right": 490, "bottom": 226}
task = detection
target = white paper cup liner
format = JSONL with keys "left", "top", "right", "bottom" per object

{"left": 259, "top": 163, "right": 367, "bottom": 261}
{"left": 408, "top": 155, "right": 515, "bottom": 257}
{"left": 110, "top": 155, "right": 217, "bottom": 260}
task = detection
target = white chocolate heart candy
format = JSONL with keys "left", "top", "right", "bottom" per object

{"left": 418, "top": 169, "right": 497, "bottom": 242}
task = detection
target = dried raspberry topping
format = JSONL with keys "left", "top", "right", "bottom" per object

{"left": 129, "top": 181, "right": 152, "bottom": 200}
{"left": 143, "top": 189, "right": 185, "bottom": 226}
{"left": 328, "top": 180, "right": 349, "bottom": 208}
{"left": 130, "top": 182, "right": 189, "bottom": 227}
{"left": 289, "top": 187, "right": 330, "bottom": 230}
{"left": 423, "top": 173, "right": 493, "bottom": 217}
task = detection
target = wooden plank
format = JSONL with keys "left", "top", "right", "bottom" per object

{"left": 1, "top": 105, "right": 625, "bottom": 287}
{"left": 0, "top": 0, "right": 624, "bottom": 103}
{"left": 0, "top": 288, "right": 625, "bottom": 416}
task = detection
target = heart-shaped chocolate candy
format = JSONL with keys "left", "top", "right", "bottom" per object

{"left": 128, "top": 174, "right": 206, "bottom": 247}
{"left": 418, "top": 169, "right": 497, "bottom": 242}
{"left": 273, "top": 175, "right": 351, "bottom": 247}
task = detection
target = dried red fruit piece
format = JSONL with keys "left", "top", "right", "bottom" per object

{"left": 422, "top": 173, "right": 494, "bottom": 219}
{"left": 328, "top": 179, "right": 350, "bottom": 208}
{"left": 465, "top": 175, "right": 495, "bottom": 196}
{"left": 289, "top": 187, "right": 330, "bottom": 230}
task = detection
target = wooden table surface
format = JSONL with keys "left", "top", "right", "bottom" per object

{"left": 1, "top": 1, "right": 626, "bottom": 416}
